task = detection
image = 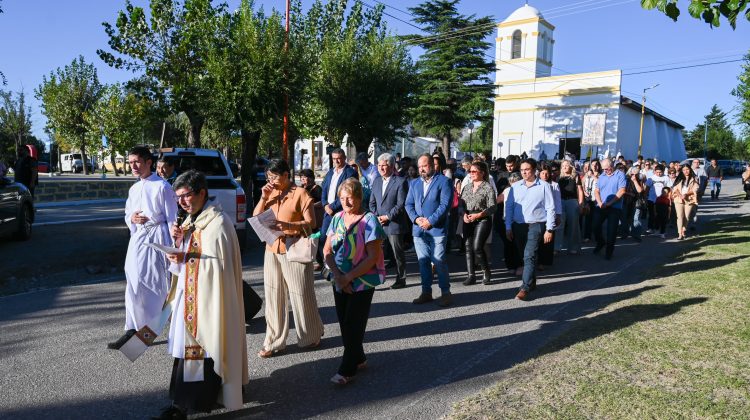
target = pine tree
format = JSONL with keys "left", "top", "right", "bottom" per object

{"left": 406, "top": 0, "right": 494, "bottom": 154}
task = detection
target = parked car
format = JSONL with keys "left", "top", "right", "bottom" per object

{"left": 732, "top": 160, "right": 747, "bottom": 174}
{"left": 159, "top": 148, "right": 248, "bottom": 250}
{"left": 716, "top": 159, "right": 735, "bottom": 176}
{"left": 60, "top": 153, "right": 94, "bottom": 173}
{"left": 37, "top": 161, "right": 50, "bottom": 173}
{"left": 0, "top": 176, "right": 34, "bottom": 240}
{"left": 680, "top": 158, "right": 705, "bottom": 169}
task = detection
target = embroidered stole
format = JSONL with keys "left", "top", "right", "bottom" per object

{"left": 183, "top": 230, "right": 205, "bottom": 382}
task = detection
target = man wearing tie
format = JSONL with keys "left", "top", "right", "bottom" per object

{"left": 369, "top": 153, "right": 409, "bottom": 289}
{"left": 405, "top": 153, "right": 454, "bottom": 307}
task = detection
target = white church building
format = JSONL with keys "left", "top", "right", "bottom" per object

{"left": 492, "top": 4, "right": 686, "bottom": 162}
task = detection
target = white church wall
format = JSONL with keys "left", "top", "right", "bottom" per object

{"left": 655, "top": 120, "right": 670, "bottom": 160}
{"left": 617, "top": 105, "right": 643, "bottom": 159}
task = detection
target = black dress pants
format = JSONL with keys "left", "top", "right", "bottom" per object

{"left": 463, "top": 217, "right": 492, "bottom": 273}
{"left": 169, "top": 357, "right": 222, "bottom": 413}
{"left": 385, "top": 233, "right": 406, "bottom": 283}
{"left": 334, "top": 287, "right": 375, "bottom": 377}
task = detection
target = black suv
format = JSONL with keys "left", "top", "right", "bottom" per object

{"left": 0, "top": 177, "right": 34, "bottom": 240}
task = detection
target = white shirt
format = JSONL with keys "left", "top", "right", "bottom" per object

{"left": 327, "top": 167, "right": 344, "bottom": 204}
{"left": 381, "top": 175, "right": 391, "bottom": 199}
{"left": 422, "top": 176, "right": 433, "bottom": 198}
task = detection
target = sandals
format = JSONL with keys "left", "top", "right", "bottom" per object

{"left": 330, "top": 373, "right": 353, "bottom": 385}
{"left": 257, "top": 348, "right": 285, "bottom": 358}
{"left": 301, "top": 340, "right": 321, "bottom": 350}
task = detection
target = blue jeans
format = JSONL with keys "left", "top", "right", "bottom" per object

{"left": 593, "top": 207, "right": 622, "bottom": 257}
{"left": 413, "top": 235, "right": 451, "bottom": 295}
{"left": 630, "top": 206, "right": 643, "bottom": 240}
{"left": 709, "top": 178, "right": 721, "bottom": 198}
{"left": 511, "top": 222, "right": 543, "bottom": 291}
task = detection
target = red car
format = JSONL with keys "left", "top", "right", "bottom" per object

{"left": 37, "top": 161, "right": 50, "bottom": 173}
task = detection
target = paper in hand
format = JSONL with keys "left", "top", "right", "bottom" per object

{"left": 143, "top": 242, "right": 182, "bottom": 254}
{"left": 248, "top": 208, "right": 283, "bottom": 244}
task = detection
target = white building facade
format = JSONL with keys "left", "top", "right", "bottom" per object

{"left": 493, "top": 5, "right": 686, "bottom": 162}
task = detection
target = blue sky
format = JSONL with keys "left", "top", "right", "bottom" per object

{"left": 1, "top": 0, "right": 748, "bottom": 143}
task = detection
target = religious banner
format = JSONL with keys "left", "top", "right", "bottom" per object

{"left": 581, "top": 113, "right": 607, "bottom": 146}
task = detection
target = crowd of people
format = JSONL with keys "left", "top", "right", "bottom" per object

{"left": 111, "top": 143, "right": 747, "bottom": 419}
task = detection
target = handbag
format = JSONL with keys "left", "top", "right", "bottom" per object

{"left": 285, "top": 225, "right": 318, "bottom": 263}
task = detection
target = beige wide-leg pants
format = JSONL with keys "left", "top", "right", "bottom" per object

{"left": 674, "top": 201, "right": 695, "bottom": 237}
{"left": 262, "top": 250, "right": 324, "bottom": 351}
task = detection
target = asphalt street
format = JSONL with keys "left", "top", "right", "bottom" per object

{"left": 0, "top": 181, "right": 747, "bottom": 420}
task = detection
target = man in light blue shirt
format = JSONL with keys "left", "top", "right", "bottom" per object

{"left": 505, "top": 158, "right": 556, "bottom": 301}
{"left": 593, "top": 158, "right": 627, "bottom": 260}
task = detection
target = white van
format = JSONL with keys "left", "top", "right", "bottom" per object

{"left": 60, "top": 153, "right": 93, "bottom": 173}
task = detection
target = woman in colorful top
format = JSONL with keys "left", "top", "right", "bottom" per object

{"left": 459, "top": 161, "right": 496, "bottom": 285}
{"left": 323, "top": 178, "right": 386, "bottom": 385}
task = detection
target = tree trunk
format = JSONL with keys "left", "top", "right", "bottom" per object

{"left": 240, "top": 128, "right": 261, "bottom": 204}
{"left": 81, "top": 146, "right": 89, "bottom": 175}
{"left": 110, "top": 151, "right": 119, "bottom": 177}
{"left": 442, "top": 133, "right": 451, "bottom": 159}
{"left": 187, "top": 116, "right": 204, "bottom": 148}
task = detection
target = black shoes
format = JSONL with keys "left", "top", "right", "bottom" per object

{"left": 462, "top": 277, "right": 476, "bottom": 286}
{"left": 107, "top": 329, "right": 136, "bottom": 350}
{"left": 412, "top": 293, "right": 434, "bottom": 304}
{"left": 391, "top": 281, "right": 406, "bottom": 290}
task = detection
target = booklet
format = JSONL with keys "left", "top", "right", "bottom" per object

{"left": 143, "top": 242, "right": 182, "bottom": 254}
{"left": 248, "top": 209, "right": 283, "bottom": 244}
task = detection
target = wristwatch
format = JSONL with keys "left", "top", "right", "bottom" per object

{"left": 546, "top": 229, "right": 554, "bottom": 233}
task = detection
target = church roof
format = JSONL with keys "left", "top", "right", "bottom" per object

{"left": 503, "top": 4, "right": 544, "bottom": 22}
{"left": 621, "top": 96, "right": 684, "bottom": 129}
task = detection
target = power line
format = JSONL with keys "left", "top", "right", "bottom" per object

{"left": 623, "top": 59, "right": 744, "bottom": 75}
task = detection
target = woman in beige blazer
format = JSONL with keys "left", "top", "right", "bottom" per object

{"left": 671, "top": 164, "right": 699, "bottom": 240}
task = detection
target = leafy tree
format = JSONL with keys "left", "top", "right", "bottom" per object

{"left": 0, "top": 90, "right": 32, "bottom": 158}
{"left": 641, "top": 0, "right": 749, "bottom": 28}
{"left": 406, "top": 0, "right": 495, "bottom": 154}
{"left": 683, "top": 105, "right": 738, "bottom": 159}
{"left": 35, "top": 56, "right": 103, "bottom": 174}
{"left": 91, "top": 84, "right": 152, "bottom": 175}
{"left": 732, "top": 51, "right": 750, "bottom": 140}
{"left": 205, "top": 0, "right": 306, "bottom": 194}
{"left": 308, "top": 1, "right": 416, "bottom": 154}
{"left": 98, "top": 0, "right": 227, "bottom": 148}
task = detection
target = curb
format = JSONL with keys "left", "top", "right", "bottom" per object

{"left": 36, "top": 198, "right": 127, "bottom": 208}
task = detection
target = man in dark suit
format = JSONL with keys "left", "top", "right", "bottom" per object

{"left": 369, "top": 153, "right": 409, "bottom": 289}
{"left": 405, "top": 153, "right": 454, "bottom": 307}
{"left": 320, "top": 148, "right": 357, "bottom": 239}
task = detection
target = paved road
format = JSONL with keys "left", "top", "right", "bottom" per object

{"left": 0, "top": 182, "right": 747, "bottom": 419}
{"left": 35, "top": 201, "right": 126, "bottom": 226}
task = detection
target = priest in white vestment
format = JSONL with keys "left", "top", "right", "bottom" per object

{"left": 159, "top": 170, "right": 248, "bottom": 418}
{"left": 108, "top": 146, "right": 177, "bottom": 350}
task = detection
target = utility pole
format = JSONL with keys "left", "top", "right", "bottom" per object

{"left": 467, "top": 122, "right": 474, "bottom": 156}
{"left": 637, "top": 83, "right": 659, "bottom": 157}
{"left": 282, "top": 0, "right": 290, "bottom": 163}
{"left": 703, "top": 116, "right": 709, "bottom": 160}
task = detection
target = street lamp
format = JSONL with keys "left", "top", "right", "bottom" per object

{"left": 467, "top": 122, "right": 474, "bottom": 156}
{"left": 637, "top": 83, "right": 659, "bottom": 157}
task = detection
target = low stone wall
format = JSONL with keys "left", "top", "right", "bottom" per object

{"left": 34, "top": 180, "right": 134, "bottom": 203}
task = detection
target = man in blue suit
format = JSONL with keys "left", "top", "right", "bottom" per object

{"left": 369, "top": 152, "right": 409, "bottom": 289}
{"left": 405, "top": 153, "right": 454, "bottom": 307}
{"left": 320, "top": 148, "right": 357, "bottom": 239}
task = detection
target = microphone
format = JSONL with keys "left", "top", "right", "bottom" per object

{"left": 176, "top": 208, "right": 188, "bottom": 226}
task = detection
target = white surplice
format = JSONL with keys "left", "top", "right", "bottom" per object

{"left": 123, "top": 173, "right": 178, "bottom": 331}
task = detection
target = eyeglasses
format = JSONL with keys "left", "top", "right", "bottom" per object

{"left": 267, "top": 173, "right": 281, "bottom": 181}
{"left": 175, "top": 191, "right": 195, "bottom": 201}
{"left": 468, "top": 170, "right": 479, "bottom": 173}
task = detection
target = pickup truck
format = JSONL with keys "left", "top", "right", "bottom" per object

{"left": 160, "top": 148, "right": 247, "bottom": 250}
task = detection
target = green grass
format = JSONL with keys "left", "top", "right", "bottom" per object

{"left": 449, "top": 215, "right": 750, "bottom": 420}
